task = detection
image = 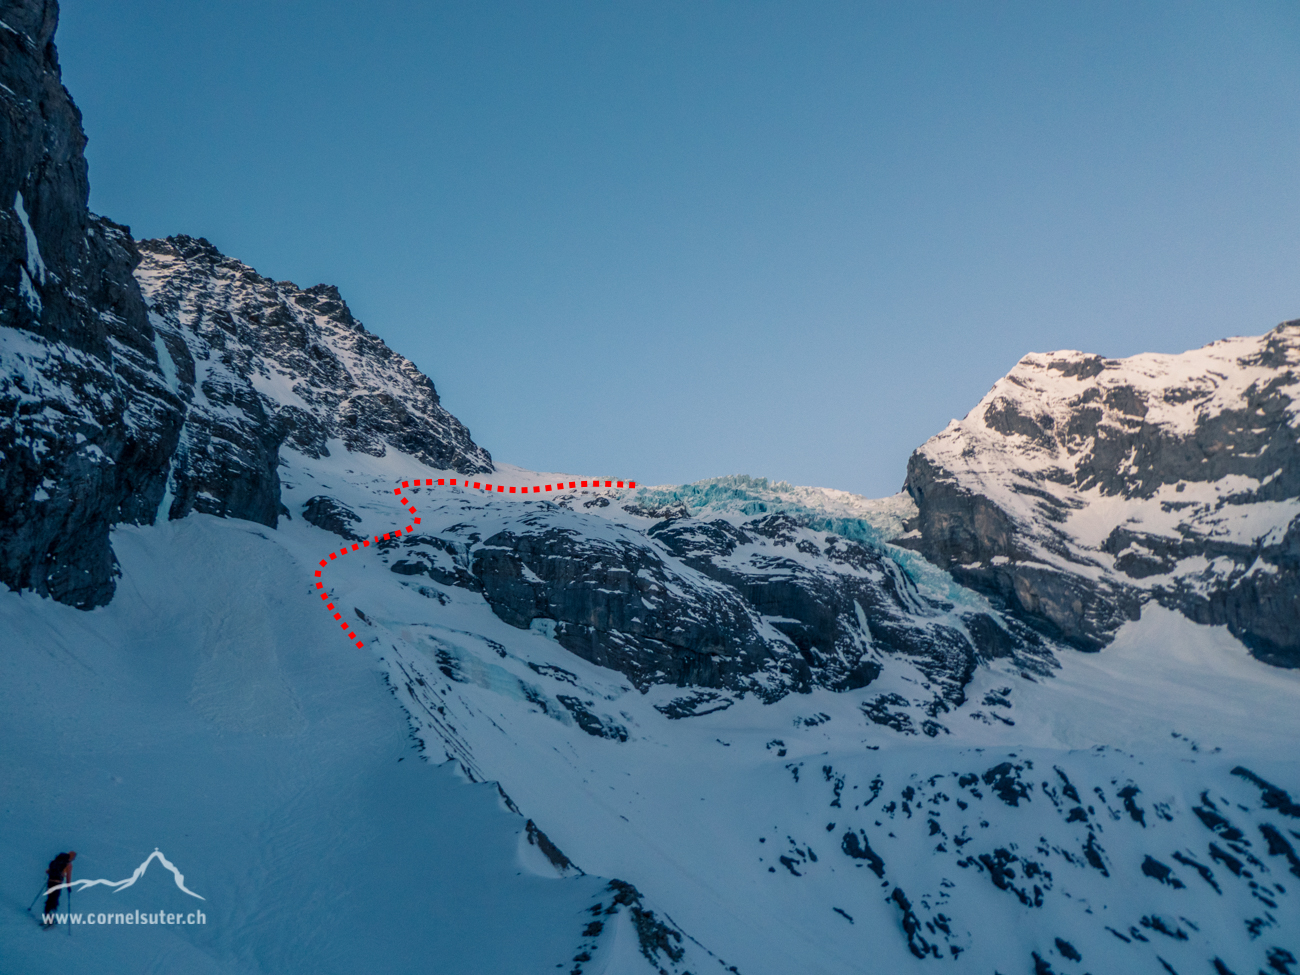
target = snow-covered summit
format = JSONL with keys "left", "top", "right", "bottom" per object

{"left": 904, "top": 321, "right": 1300, "bottom": 663}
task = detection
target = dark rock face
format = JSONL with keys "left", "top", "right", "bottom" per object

{"left": 904, "top": 324, "right": 1300, "bottom": 663}
{"left": 301, "top": 496, "right": 364, "bottom": 541}
{"left": 470, "top": 519, "right": 800, "bottom": 698}
{"left": 0, "top": 0, "right": 183, "bottom": 606}
{"left": 904, "top": 451, "right": 1142, "bottom": 652}
{"left": 1100, "top": 518, "right": 1300, "bottom": 667}
{"left": 387, "top": 498, "right": 1053, "bottom": 708}
{"left": 647, "top": 513, "right": 978, "bottom": 697}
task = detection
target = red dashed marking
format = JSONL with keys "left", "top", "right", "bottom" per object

{"left": 312, "top": 475, "right": 635, "bottom": 647}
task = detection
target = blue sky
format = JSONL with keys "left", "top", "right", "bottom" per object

{"left": 57, "top": 1, "right": 1300, "bottom": 497}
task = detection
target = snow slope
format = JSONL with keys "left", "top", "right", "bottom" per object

{"left": 0, "top": 510, "right": 720, "bottom": 975}
{"left": 8, "top": 237, "right": 1298, "bottom": 974}
{"left": 5, "top": 6, "right": 1297, "bottom": 972}
{"left": 160, "top": 443, "right": 1299, "bottom": 975}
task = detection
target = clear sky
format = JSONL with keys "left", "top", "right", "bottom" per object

{"left": 56, "top": 1, "right": 1300, "bottom": 498}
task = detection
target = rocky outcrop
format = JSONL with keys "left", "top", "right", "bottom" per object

{"left": 0, "top": 0, "right": 183, "bottom": 606}
{"left": 648, "top": 512, "right": 980, "bottom": 697}
{"left": 904, "top": 322, "right": 1300, "bottom": 663}
{"left": 301, "top": 495, "right": 364, "bottom": 541}
{"left": 384, "top": 496, "right": 1054, "bottom": 709}
{"left": 394, "top": 512, "right": 804, "bottom": 699}
{"left": 903, "top": 450, "right": 1143, "bottom": 652}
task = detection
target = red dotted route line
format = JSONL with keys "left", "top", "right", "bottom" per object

{"left": 419, "top": 476, "right": 637, "bottom": 494}
{"left": 312, "top": 476, "right": 637, "bottom": 648}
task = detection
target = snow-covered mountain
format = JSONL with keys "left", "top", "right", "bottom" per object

{"left": 2, "top": 2, "right": 1298, "bottom": 974}
{"left": 0, "top": 2, "right": 489, "bottom": 610}
{"left": 903, "top": 328, "right": 1300, "bottom": 665}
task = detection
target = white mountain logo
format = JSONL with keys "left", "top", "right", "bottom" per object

{"left": 47, "top": 849, "right": 204, "bottom": 900}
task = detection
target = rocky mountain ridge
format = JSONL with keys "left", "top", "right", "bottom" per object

{"left": 4, "top": 0, "right": 1296, "bottom": 684}
{"left": 371, "top": 486, "right": 1057, "bottom": 719}
{"left": 0, "top": 0, "right": 1052, "bottom": 715}
{"left": 135, "top": 235, "right": 492, "bottom": 528}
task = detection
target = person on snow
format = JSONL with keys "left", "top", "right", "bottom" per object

{"left": 43, "top": 851, "right": 76, "bottom": 924}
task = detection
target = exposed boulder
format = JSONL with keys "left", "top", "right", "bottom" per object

{"left": 301, "top": 495, "right": 364, "bottom": 540}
